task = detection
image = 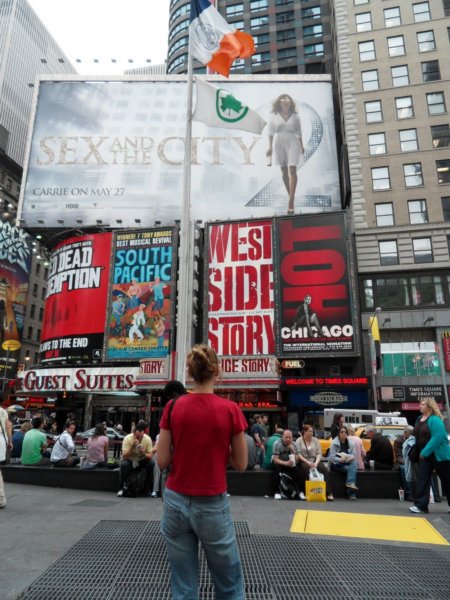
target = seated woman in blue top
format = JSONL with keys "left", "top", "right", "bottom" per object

{"left": 11, "top": 422, "right": 31, "bottom": 461}
{"left": 409, "top": 397, "right": 450, "bottom": 515}
{"left": 329, "top": 425, "right": 359, "bottom": 500}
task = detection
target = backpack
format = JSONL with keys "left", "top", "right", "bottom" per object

{"left": 279, "top": 472, "right": 299, "bottom": 500}
{"left": 123, "top": 468, "right": 147, "bottom": 497}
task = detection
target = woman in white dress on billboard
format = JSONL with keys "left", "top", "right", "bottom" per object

{"left": 266, "top": 94, "right": 304, "bottom": 215}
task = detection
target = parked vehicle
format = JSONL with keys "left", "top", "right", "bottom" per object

{"left": 319, "top": 424, "right": 406, "bottom": 456}
{"left": 75, "top": 427, "right": 125, "bottom": 449}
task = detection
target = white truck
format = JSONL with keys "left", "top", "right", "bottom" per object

{"left": 324, "top": 409, "right": 408, "bottom": 430}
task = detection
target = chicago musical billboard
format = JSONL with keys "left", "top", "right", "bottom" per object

{"left": 39, "top": 233, "right": 112, "bottom": 363}
{"left": 104, "top": 228, "right": 177, "bottom": 361}
{"left": 19, "top": 77, "right": 340, "bottom": 229}
{"left": 274, "top": 213, "right": 358, "bottom": 357}
{"left": 204, "top": 220, "right": 275, "bottom": 356}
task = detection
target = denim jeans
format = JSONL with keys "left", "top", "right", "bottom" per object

{"left": 331, "top": 461, "right": 357, "bottom": 495}
{"left": 161, "top": 488, "right": 244, "bottom": 600}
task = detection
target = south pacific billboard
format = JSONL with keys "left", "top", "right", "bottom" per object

{"left": 274, "top": 213, "right": 358, "bottom": 357}
{"left": 104, "top": 228, "right": 177, "bottom": 361}
{"left": 19, "top": 77, "right": 340, "bottom": 229}
{"left": 204, "top": 220, "right": 275, "bottom": 356}
{"left": 0, "top": 221, "right": 32, "bottom": 378}
{"left": 39, "top": 233, "right": 112, "bottom": 364}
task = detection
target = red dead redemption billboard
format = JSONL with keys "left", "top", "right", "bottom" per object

{"left": 205, "top": 220, "right": 275, "bottom": 356}
{"left": 274, "top": 213, "right": 358, "bottom": 357}
{"left": 39, "top": 233, "right": 112, "bottom": 363}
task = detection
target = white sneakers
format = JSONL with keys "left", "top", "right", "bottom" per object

{"left": 274, "top": 493, "right": 282, "bottom": 500}
{"left": 299, "top": 492, "right": 306, "bottom": 501}
{"left": 117, "top": 489, "right": 124, "bottom": 497}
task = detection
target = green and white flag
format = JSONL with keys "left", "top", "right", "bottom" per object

{"left": 192, "top": 78, "right": 266, "bottom": 134}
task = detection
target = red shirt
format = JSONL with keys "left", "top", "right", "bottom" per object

{"left": 159, "top": 393, "right": 247, "bottom": 496}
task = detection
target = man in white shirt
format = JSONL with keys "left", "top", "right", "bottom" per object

{"left": 50, "top": 421, "right": 80, "bottom": 467}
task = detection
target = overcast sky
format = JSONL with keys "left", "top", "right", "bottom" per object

{"left": 28, "top": 0, "right": 170, "bottom": 75}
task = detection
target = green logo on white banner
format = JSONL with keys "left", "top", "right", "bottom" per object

{"left": 216, "top": 89, "right": 249, "bottom": 123}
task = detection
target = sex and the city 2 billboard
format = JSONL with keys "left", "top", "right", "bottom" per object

{"left": 103, "top": 228, "right": 178, "bottom": 362}
{"left": 39, "top": 233, "right": 112, "bottom": 364}
{"left": 19, "top": 77, "right": 340, "bottom": 230}
{"left": 273, "top": 213, "right": 359, "bottom": 357}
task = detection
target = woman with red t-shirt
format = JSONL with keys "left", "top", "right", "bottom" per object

{"left": 157, "top": 345, "right": 248, "bottom": 600}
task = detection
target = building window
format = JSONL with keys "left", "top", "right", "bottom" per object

{"left": 444, "top": 0, "right": 450, "bottom": 17}
{"left": 250, "top": 0, "right": 268, "bottom": 10}
{"left": 363, "top": 275, "right": 446, "bottom": 310}
{"left": 391, "top": 65, "right": 409, "bottom": 86}
{"left": 408, "top": 200, "right": 428, "bottom": 224}
{"left": 301, "top": 6, "right": 321, "bottom": 19}
{"left": 36, "top": 329, "right": 41, "bottom": 342}
{"left": 417, "top": 30, "right": 436, "bottom": 52}
{"left": 252, "top": 52, "right": 271, "bottom": 65}
{"left": 32, "top": 284, "right": 38, "bottom": 297}
{"left": 404, "top": 163, "right": 424, "bottom": 187}
{"left": 388, "top": 35, "right": 405, "bottom": 56}
{"left": 421, "top": 60, "right": 440, "bottom": 82}
{"left": 413, "top": 238, "right": 433, "bottom": 263}
{"left": 303, "top": 24, "right": 323, "bottom": 38}
{"left": 426, "top": 92, "right": 446, "bottom": 115}
{"left": 379, "top": 241, "right": 399, "bottom": 265}
{"left": 395, "top": 96, "right": 414, "bottom": 119}
{"left": 431, "top": 124, "right": 450, "bottom": 148}
{"left": 365, "top": 100, "right": 382, "bottom": 123}
{"left": 368, "top": 132, "right": 387, "bottom": 155}
{"left": 27, "top": 326, "right": 33, "bottom": 339}
{"left": 442, "top": 196, "right": 450, "bottom": 220}
{"left": 413, "top": 2, "right": 431, "bottom": 22}
{"left": 278, "top": 47, "right": 297, "bottom": 60}
{"left": 436, "top": 159, "right": 450, "bottom": 184}
{"left": 362, "top": 69, "right": 379, "bottom": 91}
{"left": 277, "top": 29, "right": 295, "bottom": 43}
{"left": 384, "top": 7, "right": 401, "bottom": 27}
{"left": 375, "top": 203, "right": 394, "bottom": 226}
{"left": 35, "top": 262, "right": 41, "bottom": 276}
{"left": 226, "top": 3, "right": 244, "bottom": 16}
{"left": 359, "top": 40, "right": 375, "bottom": 61}
{"left": 30, "top": 304, "right": 36, "bottom": 319}
{"left": 304, "top": 43, "right": 324, "bottom": 57}
{"left": 356, "top": 12, "right": 372, "bottom": 31}
{"left": 251, "top": 15, "right": 269, "bottom": 27}
{"left": 399, "top": 129, "right": 419, "bottom": 152}
{"left": 276, "top": 10, "right": 294, "bottom": 24}
{"left": 41, "top": 288, "right": 46, "bottom": 301}
{"left": 372, "top": 167, "right": 390, "bottom": 190}
{"left": 39, "top": 307, "right": 44, "bottom": 321}
{"left": 253, "top": 32, "right": 270, "bottom": 45}
{"left": 354, "top": 0, "right": 369, "bottom": 4}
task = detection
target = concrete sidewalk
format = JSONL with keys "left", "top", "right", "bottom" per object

{"left": 0, "top": 483, "right": 449, "bottom": 600}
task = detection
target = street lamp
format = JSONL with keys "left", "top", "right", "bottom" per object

{"left": 368, "top": 307, "right": 382, "bottom": 412}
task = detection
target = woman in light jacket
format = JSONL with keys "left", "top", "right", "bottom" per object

{"left": 296, "top": 425, "right": 334, "bottom": 501}
{"left": 329, "top": 425, "right": 359, "bottom": 499}
{"left": 347, "top": 425, "right": 366, "bottom": 470}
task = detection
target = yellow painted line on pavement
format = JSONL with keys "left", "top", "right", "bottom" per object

{"left": 290, "top": 510, "right": 449, "bottom": 545}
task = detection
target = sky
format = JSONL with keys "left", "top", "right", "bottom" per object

{"left": 28, "top": 0, "right": 171, "bottom": 75}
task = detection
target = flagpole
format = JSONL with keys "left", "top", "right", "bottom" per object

{"left": 175, "top": 50, "right": 195, "bottom": 384}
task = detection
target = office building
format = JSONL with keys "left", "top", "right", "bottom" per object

{"left": 333, "top": 0, "right": 450, "bottom": 415}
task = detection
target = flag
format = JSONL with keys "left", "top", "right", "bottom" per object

{"left": 189, "top": 0, "right": 255, "bottom": 77}
{"left": 192, "top": 78, "right": 266, "bottom": 133}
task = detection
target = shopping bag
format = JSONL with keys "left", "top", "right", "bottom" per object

{"left": 309, "top": 467, "right": 324, "bottom": 482}
{"left": 305, "top": 480, "right": 326, "bottom": 502}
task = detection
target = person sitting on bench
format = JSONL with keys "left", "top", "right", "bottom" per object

{"left": 117, "top": 420, "right": 154, "bottom": 497}
{"left": 50, "top": 420, "right": 80, "bottom": 468}
{"left": 364, "top": 426, "right": 394, "bottom": 470}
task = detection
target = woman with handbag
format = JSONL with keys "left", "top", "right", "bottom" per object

{"left": 296, "top": 425, "right": 334, "bottom": 501}
{"left": 0, "top": 402, "right": 12, "bottom": 508}
{"left": 329, "top": 425, "right": 359, "bottom": 500}
{"left": 409, "top": 398, "right": 450, "bottom": 514}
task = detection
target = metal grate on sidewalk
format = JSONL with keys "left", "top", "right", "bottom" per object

{"left": 17, "top": 520, "right": 450, "bottom": 600}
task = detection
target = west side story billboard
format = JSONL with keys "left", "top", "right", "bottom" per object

{"left": 204, "top": 220, "right": 275, "bottom": 356}
{"left": 104, "top": 228, "right": 177, "bottom": 362}
{"left": 274, "top": 213, "right": 359, "bottom": 357}
{"left": 19, "top": 77, "right": 340, "bottom": 229}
